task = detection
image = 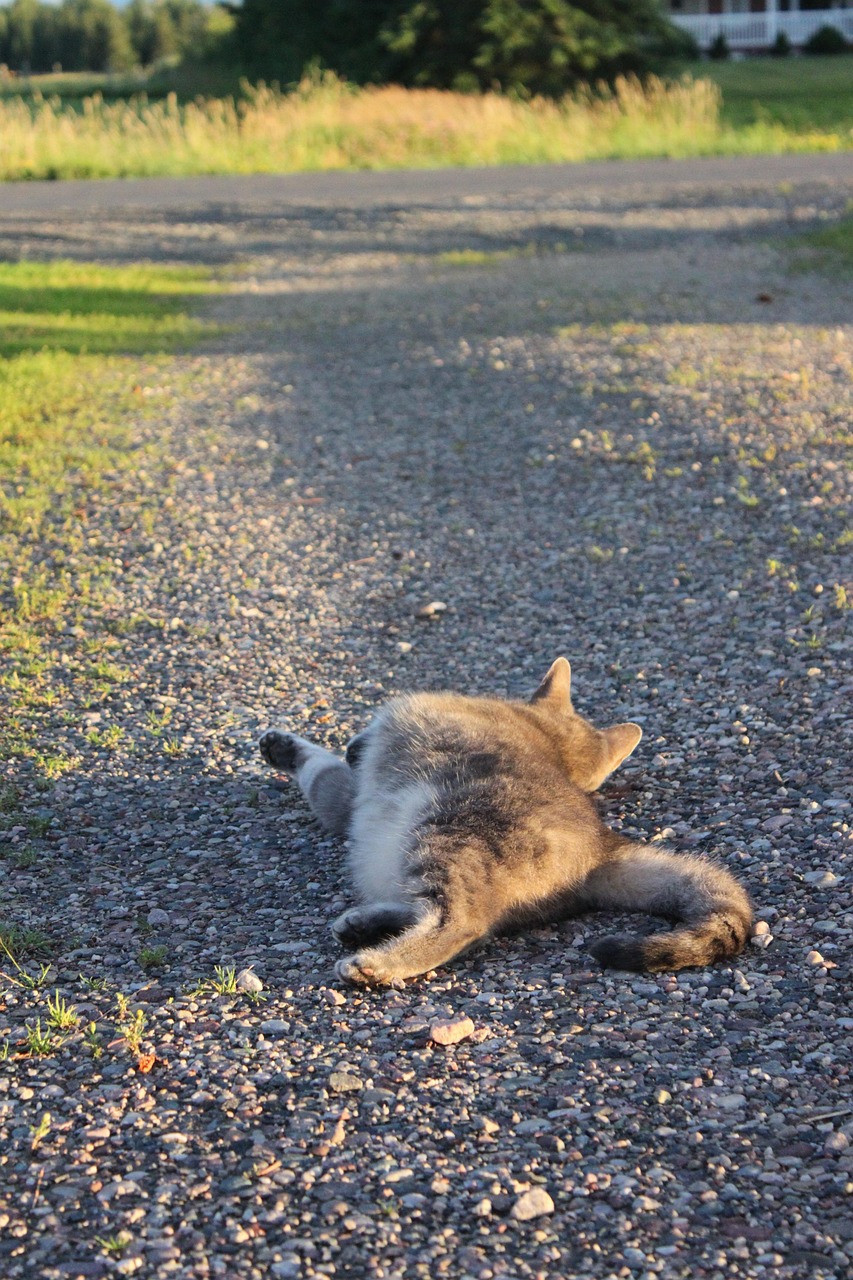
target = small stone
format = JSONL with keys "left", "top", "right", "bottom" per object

{"left": 752, "top": 920, "right": 771, "bottom": 937}
{"left": 328, "top": 1071, "right": 363, "bottom": 1094}
{"left": 716, "top": 1093, "right": 747, "bottom": 1110}
{"left": 260, "top": 1019, "right": 290, "bottom": 1034}
{"left": 473, "top": 1198, "right": 492, "bottom": 1217}
{"left": 236, "top": 968, "right": 263, "bottom": 993}
{"left": 475, "top": 1115, "right": 500, "bottom": 1135}
{"left": 806, "top": 950, "right": 825, "bottom": 966}
{"left": 824, "top": 1132, "right": 850, "bottom": 1155}
{"left": 146, "top": 909, "right": 169, "bottom": 926}
{"left": 322, "top": 988, "right": 347, "bottom": 1007}
{"left": 511, "top": 1188, "right": 555, "bottom": 1221}
{"left": 654, "top": 1089, "right": 672, "bottom": 1105}
{"left": 416, "top": 600, "right": 447, "bottom": 619}
{"left": 430, "top": 1016, "right": 475, "bottom": 1046}
{"left": 397, "top": 641, "right": 413, "bottom": 654}
{"left": 804, "top": 870, "right": 839, "bottom": 887}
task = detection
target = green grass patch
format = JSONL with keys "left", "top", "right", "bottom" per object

{"left": 0, "top": 260, "right": 222, "bottom": 780}
{"left": 795, "top": 213, "right": 853, "bottom": 271}
{"left": 699, "top": 54, "right": 853, "bottom": 135}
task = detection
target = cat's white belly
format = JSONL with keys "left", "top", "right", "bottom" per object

{"left": 348, "top": 780, "right": 435, "bottom": 904}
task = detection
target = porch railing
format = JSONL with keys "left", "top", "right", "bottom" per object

{"left": 670, "top": 9, "right": 853, "bottom": 49}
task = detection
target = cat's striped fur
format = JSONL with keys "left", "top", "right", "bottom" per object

{"left": 259, "top": 659, "right": 753, "bottom": 984}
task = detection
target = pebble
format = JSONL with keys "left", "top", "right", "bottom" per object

{"left": 510, "top": 1188, "right": 555, "bottom": 1221}
{"left": 429, "top": 1016, "right": 476, "bottom": 1046}
{"left": 236, "top": 968, "right": 263, "bottom": 993}
{"left": 146, "top": 909, "right": 170, "bottom": 926}
{"left": 415, "top": 600, "right": 448, "bottom": 619}
{"left": 328, "top": 1072, "right": 363, "bottom": 1094}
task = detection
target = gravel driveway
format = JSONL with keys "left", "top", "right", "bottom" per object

{"left": 1, "top": 158, "right": 852, "bottom": 1280}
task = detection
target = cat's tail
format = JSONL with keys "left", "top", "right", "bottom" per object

{"left": 581, "top": 840, "right": 753, "bottom": 972}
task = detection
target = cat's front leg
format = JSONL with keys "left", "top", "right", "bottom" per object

{"left": 259, "top": 730, "right": 355, "bottom": 838}
{"left": 332, "top": 902, "right": 420, "bottom": 950}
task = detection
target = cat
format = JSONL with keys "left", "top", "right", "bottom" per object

{"left": 259, "top": 658, "right": 753, "bottom": 985}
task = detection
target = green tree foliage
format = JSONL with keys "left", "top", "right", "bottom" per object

{"left": 229, "top": 0, "right": 691, "bottom": 91}
{"left": 0, "top": 0, "right": 224, "bottom": 74}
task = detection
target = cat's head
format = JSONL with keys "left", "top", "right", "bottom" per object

{"left": 530, "top": 657, "right": 642, "bottom": 792}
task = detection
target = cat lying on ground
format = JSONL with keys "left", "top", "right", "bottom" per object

{"left": 259, "top": 658, "right": 752, "bottom": 985}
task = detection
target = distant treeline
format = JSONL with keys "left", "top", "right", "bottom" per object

{"left": 0, "top": 0, "right": 232, "bottom": 75}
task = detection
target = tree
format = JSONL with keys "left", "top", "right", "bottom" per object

{"left": 230, "top": 0, "right": 690, "bottom": 93}
{"left": 57, "top": 0, "right": 135, "bottom": 73}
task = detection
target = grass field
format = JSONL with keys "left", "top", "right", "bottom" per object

{"left": 0, "top": 56, "right": 850, "bottom": 182}
{"left": 0, "top": 262, "right": 221, "bottom": 778}
{"left": 699, "top": 53, "right": 853, "bottom": 133}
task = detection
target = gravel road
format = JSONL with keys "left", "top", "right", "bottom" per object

{"left": 1, "top": 157, "right": 852, "bottom": 1280}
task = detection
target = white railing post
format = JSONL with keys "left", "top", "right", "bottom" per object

{"left": 767, "top": 0, "right": 778, "bottom": 45}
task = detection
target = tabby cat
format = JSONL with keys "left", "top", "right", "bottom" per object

{"left": 259, "top": 658, "right": 752, "bottom": 984}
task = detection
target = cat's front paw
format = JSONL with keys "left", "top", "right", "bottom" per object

{"left": 331, "top": 910, "right": 366, "bottom": 951}
{"left": 259, "top": 729, "right": 302, "bottom": 772}
{"left": 335, "top": 955, "right": 379, "bottom": 985}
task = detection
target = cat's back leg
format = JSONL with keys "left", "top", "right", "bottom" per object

{"left": 335, "top": 899, "right": 480, "bottom": 985}
{"left": 259, "top": 730, "right": 354, "bottom": 838}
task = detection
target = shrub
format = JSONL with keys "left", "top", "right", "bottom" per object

{"left": 804, "top": 25, "right": 848, "bottom": 55}
{"left": 770, "top": 30, "right": 791, "bottom": 58}
{"left": 708, "top": 31, "right": 730, "bottom": 61}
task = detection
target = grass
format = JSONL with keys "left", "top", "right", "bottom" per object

{"left": 795, "top": 213, "right": 853, "bottom": 271}
{"left": 700, "top": 53, "right": 853, "bottom": 135}
{"left": 0, "top": 260, "right": 222, "bottom": 780}
{"left": 0, "top": 64, "right": 849, "bottom": 183}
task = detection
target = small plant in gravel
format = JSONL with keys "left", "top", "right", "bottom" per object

{"left": 11, "top": 846, "right": 38, "bottom": 870}
{"left": 162, "top": 736, "right": 184, "bottom": 757}
{"left": 46, "top": 990, "right": 78, "bottom": 1031}
{"left": 85, "top": 725, "right": 124, "bottom": 751}
{"left": 30, "top": 1111, "right": 52, "bottom": 1151}
{"left": 145, "top": 707, "right": 173, "bottom": 736}
{"left": 115, "top": 997, "right": 147, "bottom": 1054}
{"left": 83, "top": 1021, "right": 103, "bottom": 1057}
{"left": 95, "top": 1233, "right": 132, "bottom": 1258}
{"left": 24, "top": 1018, "right": 57, "bottom": 1056}
{"left": 0, "top": 783, "right": 20, "bottom": 815}
{"left": 211, "top": 965, "right": 238, "bottom": 996}
{"left": 138, "top": 945, "right": 168, "bottom": 971}
{"left": 79, "top": 973, "right": 109, "bottom": 993}
{"left": 0, "top": 922, "right": 51, "bottom": 960}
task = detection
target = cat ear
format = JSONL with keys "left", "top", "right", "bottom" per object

{"left": 531, "top": 657, "right": 572, "bottom": 708}
{"left": 601, "top": 722, "right": 643, "bottom": 775}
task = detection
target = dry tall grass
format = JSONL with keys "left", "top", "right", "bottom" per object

{"left": 1, "top": 72, "right": 846, "bottom": 182}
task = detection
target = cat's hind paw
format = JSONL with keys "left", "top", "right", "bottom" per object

{"left": 588, "top": 934, "right": 648, "bottom": 972}
{"left": 259, "top": 729, "right": 302, "bottom": 772}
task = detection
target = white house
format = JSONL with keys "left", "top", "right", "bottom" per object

{"left": 665, "top": 0, "right": 853, "bottom": 51}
